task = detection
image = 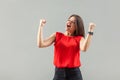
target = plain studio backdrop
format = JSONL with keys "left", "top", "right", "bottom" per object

{"left": 0, "top": 0, "right": 120, "bottom": 80}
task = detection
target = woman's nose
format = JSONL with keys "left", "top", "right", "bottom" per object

{"left": 67, "top": 20, "right": 72, "bottom": 24}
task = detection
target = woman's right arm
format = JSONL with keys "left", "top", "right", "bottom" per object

{"left": 37, "top": 19, "right": 56, "bottom": 48}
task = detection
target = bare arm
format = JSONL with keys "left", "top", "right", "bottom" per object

{"left": 80, "top": 23, "right": 96, "bottom": 52}
{"left": 37, "top": 19, "right": 56, "bottom": 48}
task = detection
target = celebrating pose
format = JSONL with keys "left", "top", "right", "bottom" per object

{"left": 37, "top": 14, "right": 96, "bottom": 80}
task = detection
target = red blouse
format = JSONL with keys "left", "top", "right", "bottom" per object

{"left": 54, "top": 32, "right": 82, "bottom": 68}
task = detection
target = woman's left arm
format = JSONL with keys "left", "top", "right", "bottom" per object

{"left": 80, "top": 23, "right": 96, "bottom": 52}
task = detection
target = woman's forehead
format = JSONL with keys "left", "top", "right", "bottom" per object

{"left": 69, "top": 16, "right": 76, "bottom": 20}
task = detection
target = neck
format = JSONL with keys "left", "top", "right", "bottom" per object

{"left": 64, "top": 31, "right": 74, "bottom": 36}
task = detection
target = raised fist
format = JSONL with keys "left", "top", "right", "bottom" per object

{"left": 88, "top": 23, "right": 96, "bottom": 32}
{"left": 39, "top": 19, "right": 46, "bottom": 27}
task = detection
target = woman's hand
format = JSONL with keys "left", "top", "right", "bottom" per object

{"left": 39, "top": 19, "right": 46, "bottom": 27}
{"left": 88, "top": 23, "right": 96, "bottom": 32}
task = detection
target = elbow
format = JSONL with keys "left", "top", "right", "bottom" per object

{"left": 37, "top": 40, "right": 45, "bottom": 48}
{"left": 81, "top": 49, "right": 87, "bottom": 52}
{"left": 37, "top": 44, "right": 44, "bottom": 48}
{"left": 37, "top": 45, "right": 41, "bottom": 48}
{"left": 37, "top": 42, "right": 43, "bottom": 48}
{"left": 81, "top": 47, "right": 87, "bottom": 52}
{"left": 37, "top": 44, "right": 41, "bottom": 48}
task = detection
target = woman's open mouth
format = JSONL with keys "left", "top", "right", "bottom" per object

{"left": 67, "top": 24, "right": 71, "bottom": 28}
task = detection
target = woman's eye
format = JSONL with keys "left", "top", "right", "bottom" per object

{"left": 67, "top": 20, "right": 75, "bottom": 24}
{"left": 67, "top": 20, "right": 70, "bottom": 21}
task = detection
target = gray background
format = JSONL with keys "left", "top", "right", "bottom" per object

{"left": 0, "top": 0, "right": 120, "bottom": 80}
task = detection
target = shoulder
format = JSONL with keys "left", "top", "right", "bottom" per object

{"left": 80, "top": 36, "right": 84, "bottom": 39}
{"left": 56, "top": 32, "right": 63, "bottom": 35}
{"left": 50, "top": 32, "right": 56, "bottom": 37}
{"left": 80, "top": 36, "right": 85, "bottom": 43}
{"left": 55, "top": 32, "right": 64, "bottom": 37}
{"left": 54, "top": 32, "right": 64, "bottom": 41}
{"left": 72, "top": 36, "right": 82, "bottom": 43}
{"left": 50, "top": 32, "right": 63, "bottom": 39}
{"left": 75, "top": 35, "right": 83, "bottom": 40}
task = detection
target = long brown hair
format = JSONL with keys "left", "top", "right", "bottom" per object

{"left": 68, "top": 14, "right": 85, "bottom": 37}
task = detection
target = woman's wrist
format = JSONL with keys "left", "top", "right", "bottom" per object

{"left": 88, "top": 31, "right": 93, "bottom": 35}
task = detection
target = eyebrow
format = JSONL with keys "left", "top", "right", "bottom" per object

{"left": 68, "top": 19, "right": 76, "bottom": 23}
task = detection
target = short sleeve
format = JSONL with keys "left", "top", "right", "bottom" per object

{"left": 76, "top": 36, "right": 82, "bottom": 42}
{"left": 54, "top": 32, "right": 63, "bottom": 45}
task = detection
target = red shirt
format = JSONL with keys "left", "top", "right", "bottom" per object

{"left": 54, "top": 32, "right": 82, "bottom": 68}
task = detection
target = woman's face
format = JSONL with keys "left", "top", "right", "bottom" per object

{"left": 65, "top": 16, "right": 76, "bottom": 34}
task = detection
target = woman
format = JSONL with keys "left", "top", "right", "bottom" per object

{"left": 37, "top": 14, "right": 95, "bottom": 80}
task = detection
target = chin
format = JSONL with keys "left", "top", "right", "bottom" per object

{"left": 66, "top": 30, "right": 71, "bottom": 33}
{"left": 66, "top": 28, "right": 70, "bottom": 31}
{"left": 65, "top": 29, "right": 69, "bottom": 31}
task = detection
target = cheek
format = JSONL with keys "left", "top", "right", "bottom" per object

{"left": 70, "top": 27, "right": 76, "bottom": 33}
{"left": 72, "top": 25, "right": 76, "bottom": 31}
{"left": 73, "top": 27, "right": 76, "bottom": 32}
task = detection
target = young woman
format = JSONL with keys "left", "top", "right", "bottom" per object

{"left": 37, "top": 14, "right": 95, "bottom": 80}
